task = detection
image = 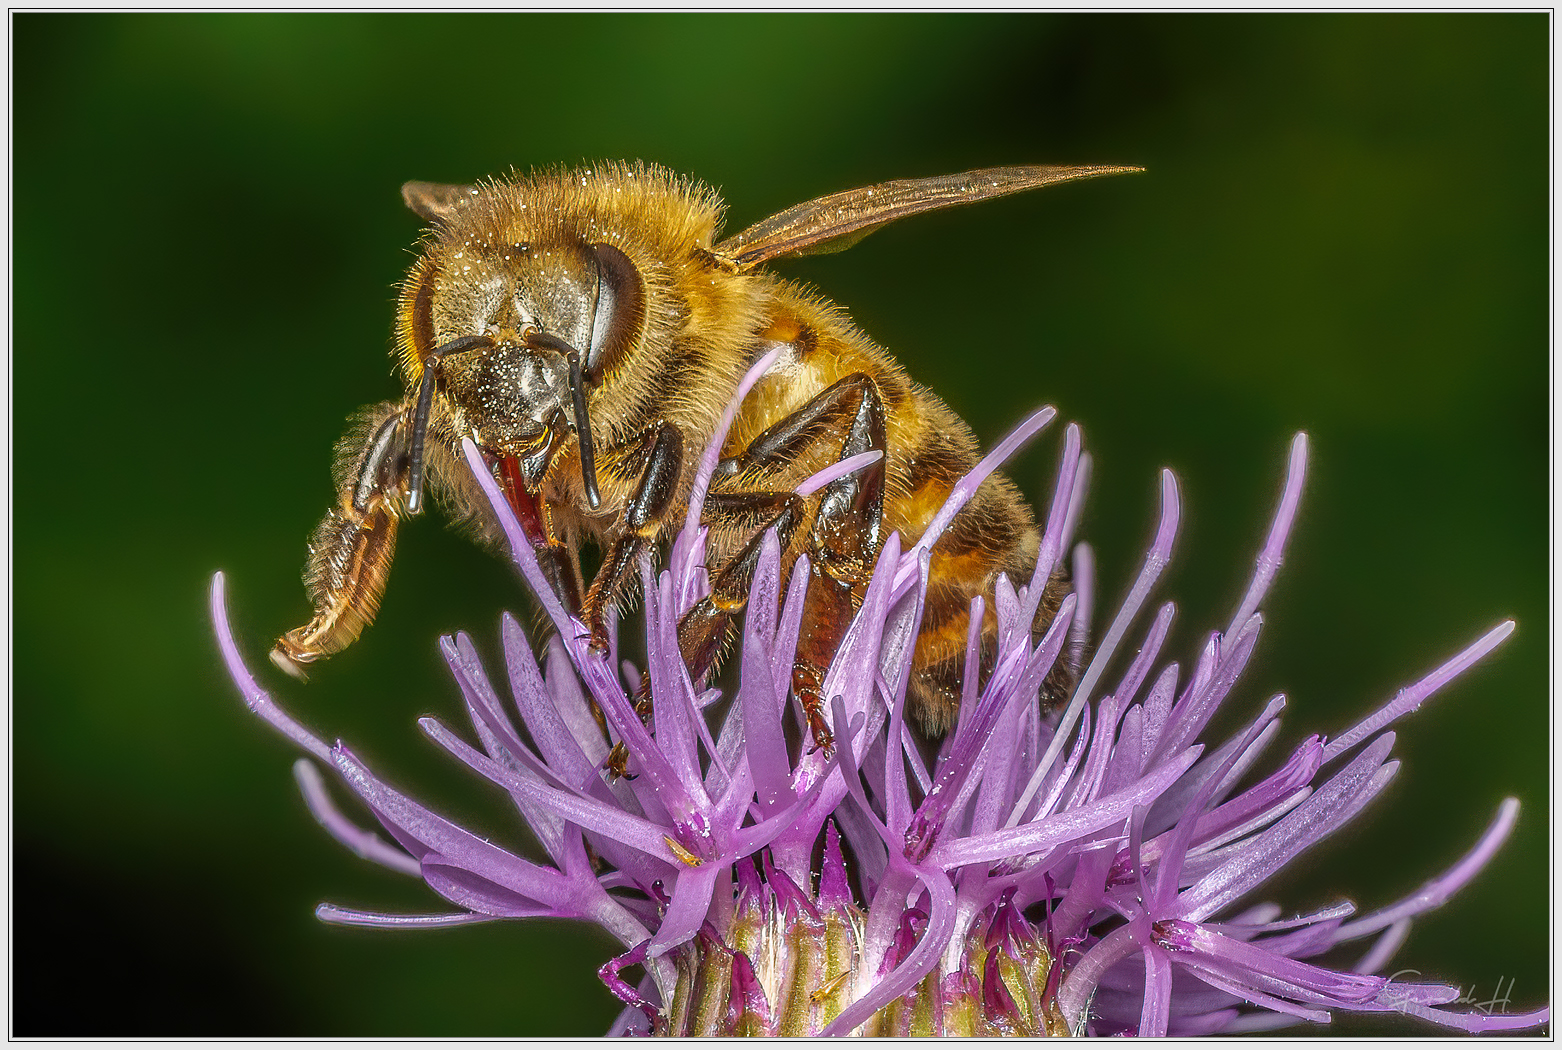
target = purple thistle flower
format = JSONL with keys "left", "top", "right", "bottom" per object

{"left": 213, "top": 356, "right": 1547, "bottom": 1036}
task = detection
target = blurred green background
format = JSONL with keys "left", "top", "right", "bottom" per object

{"left": 14, "top": 12, "right": 1547, "bottom": 1036}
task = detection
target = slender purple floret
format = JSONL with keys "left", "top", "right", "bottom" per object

{"left": 215, "top": 364, "right": 1546, "bottom": 1036}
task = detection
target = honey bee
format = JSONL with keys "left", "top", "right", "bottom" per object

{"left": 274, "top": 161, "right": 1138, "bottom": 754}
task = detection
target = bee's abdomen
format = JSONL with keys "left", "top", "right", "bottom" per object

{"left": 886, "top": 395, "right": 1073, "bottom": 734}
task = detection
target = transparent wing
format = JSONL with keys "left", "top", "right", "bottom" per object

{"left": 714, "top": 164, "right": 1142, "bottom": 270}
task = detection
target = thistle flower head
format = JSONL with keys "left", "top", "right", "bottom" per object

{"left": 213, "top": 357, "right": 1547, "bottom": 1036}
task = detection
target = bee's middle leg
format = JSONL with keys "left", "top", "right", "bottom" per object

{"left": 602, "top": 489, "right": 804, "bottom": 779}
{"left": 674, "top": 490, "right": 806, "bottom": 681}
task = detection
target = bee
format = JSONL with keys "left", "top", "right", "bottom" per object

{"left": 273, "top": 161, "right": 1137, "bottom": 755}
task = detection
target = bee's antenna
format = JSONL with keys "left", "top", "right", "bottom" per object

{"left": 524, "top": 329, "right": 603, "bottom": 510}
{"left": 407, "top": 334, "right": 491, "bottom": 515}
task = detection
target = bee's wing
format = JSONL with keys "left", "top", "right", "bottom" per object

{"left": 713, "top": 164, "right": 1141, "bottom": 270}
{"left": 403, "top": 180, "right": 477, "bottom": 224}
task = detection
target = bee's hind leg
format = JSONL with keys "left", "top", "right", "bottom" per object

{"left": 783, "top": 378, "right": 888, "bottom": 755}
{"left": 708, "top": 372, "right": 890, "bottom": 755}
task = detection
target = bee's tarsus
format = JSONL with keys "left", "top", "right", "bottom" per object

{"left": 270, "top": 646, "right": 311, "bottom": 682}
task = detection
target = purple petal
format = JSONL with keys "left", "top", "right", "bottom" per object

{"left": 458, "top": 438, "right": 573, "bottom": 632}
{"left": 905, "top": 406, "right": 1056, "bottom": 568}
{"left": 1060, "top": 450, "right": 1092, "bottom": 557}
{"left": 1224, "top": 432, "right": 1308, "bottom": 640}
{"left": 770, "top": 551, "right": 811, "bottom": 705}
{"left": 442, "top": 634, "right": 569, "bottom": 860}
{"left": 640, "top": 563, "right": 709, "bottom": 802}
{"left": 822, "top": 867, "right": 958, "bottom": 1035}
{"left": 210, "top": 572, "right": 331, "bottom": 763}
{"left": 330, "top": 746, "right": 584, "bottom": 911}
{"left": 1022, "top": 699, "right": 1092, "bottom": 827}
{"left": 1153, "top": 613, "right": 1262, "bottom": 763}
{"left": 905, "top": 593, "right": 1074, "bottom": 856}
{"left": 677, "top": 347, "right": 786, "bottom": 548}
{"left": 1151, "top": 729, "right": 1318, "bottom": 854}
{"left": 1115, "top": 601, "right": 1177, "bottom": 715}
{"left": 1066, "top": 539, "right": 1094, "bottom": 679}
{"left": 1353, "top": 917, "right": 1410, "bottom": 975}
{"left": 417, "top": 716, "right": 680, "bottom": 865}
{"left": 599, "top": 940, "right": 660, "bottom": 1028}
{"left": 1017, "top": 469, "right": 1181, "bottom": 822}
{"left": 1057, "top": 923, "right": 1137, "bottom": 1028}
{"left": 1166, "top": 1007, "right": 1243, "bottom": 1036}
{"left": 1139, "top": 656, "right": 1178, "bottom": 769}
{"left": 1075, "top": 468, "right": 1181, "bottom": 710}
{"left": 423, "top": 859, "right": 566, "bottom": 918}
{"left": 1382, "top": 1000, "right": 1549, "bottom": 1033}
{"left": 763, "top": 852, "right": 820, "bottom": 922}
{"left": 819, "top": 821, "right": 852, "bottom": 910}
{"left": 793, "top": 534, "right": 903, "bottom": 794}
{"left": 606, "top": 978, "right": 658, "bottom": 1037}
{"left": 727, "top": 948, "right": 773, "bottom": 1033}
{"left": 1151, "top": 695, "right": 1288, "bottom": 910}
{"left": 291, "top": 759, "right": 421, "bottom": 877}
{"left": 1322, "top": 621, "right": 1514, "bottom": 764}
{"left": 1332, "top": 798, "right": 1520, "bottom": 945}
{"left": 741, "top": 530, "right": 794, "bottom": 813}
{"left": 794, "top": 449, "right": 884, "bottom": 496}
{"left": 647, "top": 861, "right": 721, "bottom": 955}
{"left": 1139, "top": 946, "right": 1173, "bottom": 1037}
{"left": 315, "top": 903, "right": 494, "bottom": 928}
{"left": 951, "top": 595, "right": 986, "bottom": 742}
{"left": 1178, "top": 735, "right": 1396, "bottom": 921}
{"left": 1020, "top": 422, "right": 1082, "bottom": 629}
{"left": 929, "top": 745, "right": 1200, "bottom": 869}
{"left": 1173, "top": 962, "right": 1332, "bottom": 1024}
{"left": 504, "top": 618, "right": 604, "bottom": 783}
{"left": 1166, "top": 920, "right": 1386, "bottom": 1004}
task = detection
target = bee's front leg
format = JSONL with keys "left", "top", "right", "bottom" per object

{"left": 273, "top": 400, "right": 416, "bottom": 678}
{"left": 581, "top": 421, "right": 685, "bottom": 653}
{"left": 582, "top": 421, "right": 685, "bottom": 780}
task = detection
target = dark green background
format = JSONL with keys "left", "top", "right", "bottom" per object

{"left": 14, "top": 13, "right": 1547, "bottom": 1036}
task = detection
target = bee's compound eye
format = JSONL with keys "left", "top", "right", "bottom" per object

{"left": 584, "top": 242, "right": 644, "bottom": 381}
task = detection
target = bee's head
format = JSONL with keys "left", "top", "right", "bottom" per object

{"left": 400, "top": 212, "right": 646, "bottom": 510}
